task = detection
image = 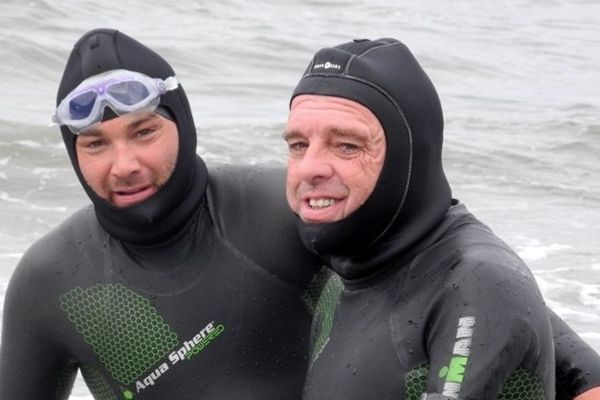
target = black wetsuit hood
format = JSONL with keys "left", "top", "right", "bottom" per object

{"left": 291, "top": 38, "right": 452, "bottom": 279}
{"left": 56, "top": 28, "right": 207, "bottom": 245}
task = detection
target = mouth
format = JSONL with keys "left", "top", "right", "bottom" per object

{"left": 308, "top": 198, "right": 337, "bottom": 209}
{"left": 297, "top": 195, "right": 345, "bottom": 223}
{"left": 111, "top": 185, "right": 156, "bottom": 207}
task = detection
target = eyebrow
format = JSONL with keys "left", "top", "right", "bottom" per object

{"left": 127, "top": 112, "right": 159, "bottom": 130}
{"left": 79, "top": 127, "right": 102, "bottom": 137}
{"left": 80, "top": 112, "right": 160, "bottom": 137}
{"left": 282, "top": 129, "right": 302, "bottom": 141}
{"left": 327, "top": 126, "right": 366, "bottom": 139}
{"left": 282, "top": 126, "right": 369, "bottom": 143}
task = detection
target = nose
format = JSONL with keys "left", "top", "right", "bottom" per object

{"left": 110, "top": 142, "right": 140, "bottom": 178}
{"left": 294, "top": 143, "right": 334, "bottom": 184}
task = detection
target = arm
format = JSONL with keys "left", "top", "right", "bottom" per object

{"left": 0, "top": 255, "right": 77, "bottom": 398}
{"left": 550, "top": 308, "right": 600, "bottom": 400}
{"left": 207, "top": 165, "right": 322, "bottom": 287}
{"left": 422, "top": 249, "right": 555, "bottom": 399}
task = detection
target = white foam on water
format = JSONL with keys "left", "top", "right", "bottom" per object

{"left": 581, "top": 332, "right": 600, "bottom": 340}
{"left": 514, "top": 236, "right": 571, "bottom": 262}
{"left": 14, "top": 140, "right": 41, "bottom": 148}
{"left": 0, "top": 0, "right": 598, "bottom": 398}
{"left": 0, "top": 279, "right": 7, "bottom": 324}
{"left": 0, "top": 253, "right": 23, "bottom": 261}
{"left": 580, "top": 283, "right": 600, "bottom": 308}
{"left": 0, "top": 191, "right": 27, "bottom": 204}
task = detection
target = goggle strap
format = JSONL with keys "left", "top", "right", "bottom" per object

{"left": 164, "top": 76, "right": 179, "bottom": 91}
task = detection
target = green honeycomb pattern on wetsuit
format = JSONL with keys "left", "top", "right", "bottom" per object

{"left": 498, "top": 368, "right": 545, "bottom": 399}
{"left": 306, "top": 272, "right": 344, "bottom": 364}
{"left": 60, "top": 283, "right": 179, "bottom": 385}
{"left": 303, "top": 267, "right": 332, "bottom": 313}
{"left": 405, "top": 363, "right": 428, "bottom": 400}
{"left": 404, "top": 364, "right": 544, "bottom": 399}
{"left": 53, "top": 363, "right": 77, "bottom": 400}
{"left": 80, "top": 365, "right": 118, "bottom": 400}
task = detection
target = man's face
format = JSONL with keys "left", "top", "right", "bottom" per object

{"left": 285, "top": 95, "right": 386, "bottom": 223}
{"left": 75, "top": 111, "right": 179, "bottom": 208}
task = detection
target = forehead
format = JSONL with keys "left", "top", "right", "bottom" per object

{"left": 287, "top": 95, "right": 383, "bottom": 134}
{"left": 79, "top": 111, "right": 163, "bottom": 136}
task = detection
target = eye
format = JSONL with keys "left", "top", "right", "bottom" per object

{"left": 135, "top": 126, "right": 158, "bottom": 139}
{"left": 78, "top": 137, "right": 106, "bottom": 151}
{"left": 287, "top": 140, "right": 308, "bottom": 155}
{"left": 335, "top": 141, "right": 361, "bottom": 155}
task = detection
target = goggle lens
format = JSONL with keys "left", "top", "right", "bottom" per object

{"left": 107, "top": 81, "right": 151, "bottom": 106}
{"left": 69, "top": 91, "right": 98, "bottom": 120}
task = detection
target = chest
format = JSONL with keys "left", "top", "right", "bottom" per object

{"left": 58, "top": 234, "right": 311, "bottom": 399}
{"left": 305, "top": 282, "right": 432, "bottom": 400}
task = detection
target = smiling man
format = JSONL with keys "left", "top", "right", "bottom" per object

{"left": 1, "top": 30, "right": 599, "bottom": 400}
{"left": 286, "top": 96, "right": 386, "bottom": 224}
{"left": 284, "top": 38, "right": 600, "bottom": 400}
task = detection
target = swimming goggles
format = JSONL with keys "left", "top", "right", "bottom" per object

{"left": 53, "top": 69, "right": 179, "bottom": 134}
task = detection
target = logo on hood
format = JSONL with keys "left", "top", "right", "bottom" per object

{"left": 313, "top": 61, "right": 342, "bottom": 71}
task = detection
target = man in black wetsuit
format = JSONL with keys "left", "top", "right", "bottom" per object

{"left": 0, "top": 28, "right": 322, "bottom": 399}
{"left": 0, "top": 30, "right": 597, "bottom": 400}
{"left": 283, "top": 38, "right": 600, "bottom": 400}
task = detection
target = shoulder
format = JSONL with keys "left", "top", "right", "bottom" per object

{"left": 452, "top": 222, "right": 538, "bottom": 290}
{"left": 4, "top": 206, "right": 102, "bottom": 319}
{"left": 207, "top": 164, "right": 289, "bottom": 238}
{"left": 207, "top": 164, "right": 287, "bottom": 216}
{"left": 10, "top": 205, "right": 101, "bottom": 284}
{"left": 206, "top": 164, "right": 321, "bottom": 288}
{"left": 413, "top": 212, "right": 546, "bottom": 316}
{"left": 424, "top": 206, "right": 538, "bottom": 289}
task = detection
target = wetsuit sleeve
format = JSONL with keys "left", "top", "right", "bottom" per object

{"left": 422, "top": 249, "right": 554, "bottom": 399}
{"left": 207, "top": 165, "right": 322, "bottom": 288}
{"left": 0, "top": 252, "right": 77, "bottom": 399}
{"left": 550, "top": 309, "right": 600, "bottom": 400}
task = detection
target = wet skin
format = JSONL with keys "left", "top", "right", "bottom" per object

{"left": 75, "top": 111, "right": 179, "bottom": 208}
{"left": 284, "top": 95, "right": 386, "bottom": 223}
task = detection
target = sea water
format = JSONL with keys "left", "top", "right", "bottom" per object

{"left": 0, "top": 1, "right": 599, "bottom": 398}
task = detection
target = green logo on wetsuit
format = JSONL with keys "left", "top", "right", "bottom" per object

{"left": 61, "top": 284, "right": 226, "bottom": 398}
{"left": 438, "top": 356, "right": 468, "bottom": 383}
{"left": 132, "top": 321, "right": 225, "bottom": 394}
{"left": 439, "top": 316, "right": 475, "bottom": 398}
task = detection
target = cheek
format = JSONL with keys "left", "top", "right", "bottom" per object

{"left": 347, "top": 156, "right": 384, "bottom": 206}
{"left": 285, "top": 180, "right": 298, "bottom": 212}
{"left": 77, "top": 153, "right": 102, "bottom": 187}
{"left": 357, "top": 156, "right": 382, "bottom": 183}
{"left": 159, "top": 130, "right": 180, "bottom": 183}
{"left": 159, "top": 149, "right": 178, "bottom": 183}
{"left": 76, "top": 154, "right": 110, "bottom": 199}
{"left": 285, "top": 166, "right": 300, "bottom": 212}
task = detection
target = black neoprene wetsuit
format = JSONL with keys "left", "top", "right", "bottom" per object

{"left": 305, "top": 204, "right": 554, "bottom": 399}
{"left": 289, "top": 38, "right": 600, "bottom": 400}
{"left": 0, "top": 166, "right": 321, "bottom": 400}
{"left": 0, "top": 29, "right": 322, "bottom": 399}
{"left": 1, "top": 30, "right": 599, "bottom": 400}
